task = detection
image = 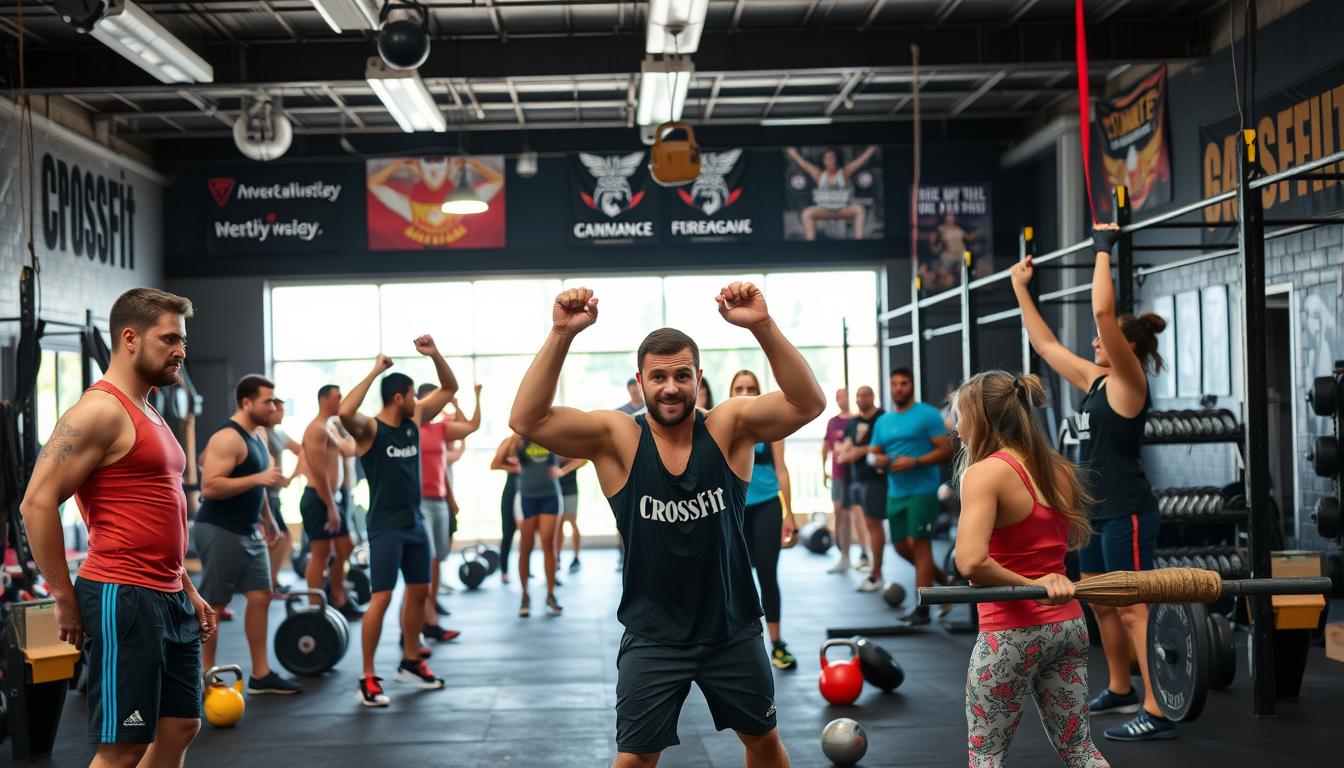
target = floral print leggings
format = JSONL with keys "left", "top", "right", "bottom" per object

{"left": 965, "top": 617, "right": 1109, "bottom": 767}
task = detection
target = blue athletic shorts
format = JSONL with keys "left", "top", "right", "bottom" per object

{"left": 367, "top": 524, "right": 432, "bottom": 592}
{"left": 1077, "top": 508, "right": 1159, "bottom": 573}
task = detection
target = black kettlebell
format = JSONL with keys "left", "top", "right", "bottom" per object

{"left": 378, "top": 1, "right": 431, "bottom": 70}
{"left": 459, "top": 546, "right": 488, "bottom": 590}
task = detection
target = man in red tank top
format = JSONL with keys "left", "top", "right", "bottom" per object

{"left": 20, "top": 288, "right": 214, "bottom": 766}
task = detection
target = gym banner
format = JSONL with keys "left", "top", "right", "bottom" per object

{"left": 912, "top": 183, "right": 993, "bottom": 294}
{"left": 569, "top": 151, "right": 659, "bottom": 245}
{"left": 1199, "top": 66, "right": 1344, "bottom": 240}
{"left": 782, "top": 145, "right": 884, "bottom": 241}
{"left": 1092, "top": 66, "right": 1173, "bottom": 218}
{"left": 205, "top": 168, "right": 345, "bottom": 254}
{"left": 366, "top": 156, "right": 507, "bottom": 250}
{"left": 662, "top": 147, "right": 754, "bottom": 243}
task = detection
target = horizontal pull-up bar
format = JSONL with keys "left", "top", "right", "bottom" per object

{"left": 883, "top": 333, "right": 915, "bottom": 348}
{"left": 877, "top": 304, "right": 913, "bottom": 322}
{"left": 1249, "top": 148, "right": 1344, "bottom": 190}
{"left": 923, "top": 322, "right": 963, "bottom": 340}
{"left": 1134, "top": 217, "right": 1344, "bottom": 280}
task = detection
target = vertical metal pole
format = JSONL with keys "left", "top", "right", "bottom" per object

{"left": 911, "top": 276, "right": 924, "bottom": 402}
{"left": 19, "top": 266, "right": 38, "bottom": 480}
{"left": 960, "top": 251, "right": 975, "bottom": 381}
{"left": 1238, "top": 127, "right": 1276, "bottom": 717}
{"left": 1113, "top": 185, "right": 1133, "bottom": 314}
{"left": 1020, "top": 228, "right": 1035, "bottom": 375}
{"left": 83, "top": 309, "right": 95, "bottom": 388}
{"left": 878, "top": 267, "right": 891, "bottom": 403}
{"left": 842, "top": 320, "right": 851, "bottom": 396}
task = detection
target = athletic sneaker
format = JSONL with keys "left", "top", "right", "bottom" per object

{"left": 896, "top": 609, "right": 931, "bottom": 627}
{"left": 359, "top": 676, "right": 389, "bottom": 707}
{"left": 856, "top": 578, "right": 883, "bottom": 593}
{"left": 271, "top": 583, "right": 290, "bottom": 598}
{"left": 1088, "top": 687, "right": 1141, "bottom": 715}
{"left": 770, "top": 641, "right": 797, "bottom": 670}
{"left": 335, "top": 600, "right": 366, "bottom": 621}
{"left": 220, "top": 607, "right": 235, "bottom": 621}
{"left": 423, "top": 624, "right": 461, "bottom": 642}
{"left": 546, "top": 594, "right": 563, "bottom": 616}
{"left": 398, "top": 635, "right": 432, "bottom": 659}
{"left": 1104, "top": 710, "right": 1177, "bottom": 741}
{"left": 434, "top": 599, "right": 451, "bottom": 616}
{"left": 827, "top": 558, "right": 852, "bottom": 574}
{"left": 569, "top": 558, "right": 581, "bottom": 573}
{"left": 856, "top": 554, "right": 871, "bottom": 572}
{"left": 554, "top": 577, "right": 564, "bottom": 587}
{"left": 246, "top": 672, "right": 304, "bottom": 695}
{"left": 394, "top": 658, "right": 445, "bottom": 690}
{"left": 519, "top": 594, "right": 531, "bottom": 618}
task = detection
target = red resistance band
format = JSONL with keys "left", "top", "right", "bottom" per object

{"left": 1076, "top": 0, "right": 1098, "bottom": 225}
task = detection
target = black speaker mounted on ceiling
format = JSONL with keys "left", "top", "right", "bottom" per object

{"left": 51, "top": 0, "right": 109, "bottom": 32}
{"left": 377, "top": 0, "right": 431, "bottom": 71}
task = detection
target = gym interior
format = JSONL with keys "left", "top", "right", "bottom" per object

{"left": 2, "top": 0, "right": 1343, "bottom": 766}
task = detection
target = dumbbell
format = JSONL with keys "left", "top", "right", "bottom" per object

{"left": 1153, "top": 412, "right": 1173, "bottom": 437}
{"left": 1215, "top": 410, "right": 1239, "bottom": 435}
{"left": 1216, "top": 554, "right": 1233, "bottom": 577}
{"left": 1144, "top": 419, "right": 1157, "bottom": 438}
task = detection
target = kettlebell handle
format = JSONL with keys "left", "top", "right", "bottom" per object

{"left": 378, "top": 0, "right": 429, "bottom": 33}
{"left": 462, "top": 543, "right": 484, "bottom": 562}
{"left": 285, "top": 589, "right": 329, "bottom": 616}
{"left": 204, "top": 664, "right": 244, "bottom": 686}
{"left": 819, "top": 638, "right": 860, "bottom": 667}
{"left": 655, "top": 121, "right": 698, "bottom": 146}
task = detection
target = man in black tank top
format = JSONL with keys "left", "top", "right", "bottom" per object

{"left": 510, "top": 282, "right": 826, "bottom": 766}
{"left": 195, "top": 375, "right": 303, "bottom": 695}
{"left": 339, "top": 336, "right": 460, "bottom": 708}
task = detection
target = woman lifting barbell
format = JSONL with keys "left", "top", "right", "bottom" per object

{"left": 1011, "top": 222, "right": 1175, "bottom": 742}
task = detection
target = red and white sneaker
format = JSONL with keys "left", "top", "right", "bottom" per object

{"left": 359, "top": 676, "right": 389, "bottom": 708}
{"left": 394, "top": 659, "right": 445, "bottom": 690}
{"left": 423, "top": 624, "right": 461, "bottom": 642}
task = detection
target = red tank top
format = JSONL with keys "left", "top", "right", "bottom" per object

{"left": 74, "top": 381, "right": 188, "bottom": 593}
{"left": 975, "top": 451, "right": 1083, "bottom": 631}
{"left": 419, "top": 420, "right": 447, "bottom": 498}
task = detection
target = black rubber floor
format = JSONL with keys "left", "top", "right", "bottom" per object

{"left": 36, "top": 544, "right": 1341, "bottom": 766}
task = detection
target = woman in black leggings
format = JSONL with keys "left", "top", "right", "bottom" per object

{"left": 490, "top": 435, "right": 521, "bottom": 584}
{"left": 730, "top": 370, "right": 799, "bottom": 671}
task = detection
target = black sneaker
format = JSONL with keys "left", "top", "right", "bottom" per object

{"left": 568, "top": 558, "right": 581, "bottom": 573}
{"left": 896, "top": 609, "right": 931, "bottom": 627}
{"left": 434, "top": 599, "right": 451, "bottom": 616}
{"left": 546, "top": 594, "right": 563, "bottom": 616}
{"left": 359, "top": 676, "right": 389, "bottom": 708}
{"left": 1088, "top": 687, "right": 1141, "bottom": 715}
{"left": 335, "top": 600, "right": 365, "bottom": 621}
{"left": 1104, "top": 710, "right": 1177, "bottom": 741}
{"left": 394, "top": 658, "right": 445, "bottom": 690}
{"left": 423, "top": 624, "right": 461, "bottom": 642}
{"left": 246, "top": 672, "right": 304, "bottom": 696}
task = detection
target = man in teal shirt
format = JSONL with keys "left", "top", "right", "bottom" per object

{"left": 869, "top": 368, "right": 954, "bottom": 626}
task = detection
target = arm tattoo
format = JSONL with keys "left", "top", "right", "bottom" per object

{"left": 37, "top": 417, "right": 83, "bottom": 465}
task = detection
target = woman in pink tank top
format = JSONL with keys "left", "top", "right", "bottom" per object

{"left": 951, "top": 371, "right": 1108, "bottom": 768}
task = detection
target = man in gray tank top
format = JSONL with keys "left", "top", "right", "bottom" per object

{"left": 510, "top": 281, "right": 825, "bottom": 767}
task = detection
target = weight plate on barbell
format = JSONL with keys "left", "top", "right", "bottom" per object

{"left": 1148, "top": 602, "right": 1211, "bottom": 723}
{"left": 1217, "top": 554, "right": 1233, "bottom": 578}
{"left": 1313, "top": 496, "right": 1341, "bottom": 540}
{"left": 1309, "top": 375, "right": 1338, "bottom": 417}
{"left": 1312, "top": 436, "right": 1339, "bottom": 479}
{"left": 1209, "top": 614, "right": 1237, "bottom": 690}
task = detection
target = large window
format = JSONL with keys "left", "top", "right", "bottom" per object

{"left": 268, "top": 270, "right": 879, "bottom": 542}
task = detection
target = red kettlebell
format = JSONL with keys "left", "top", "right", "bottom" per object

{"left": 818, "top": 639, "right": 864, "bottom": 706}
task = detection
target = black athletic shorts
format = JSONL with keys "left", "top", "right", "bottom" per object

{"left": 367, "top": 523, "right": 432, "bottom": 593}
{"left": 615, "top": 620, "right": 776, "bottom": 754}
{"left": 301, "top": 487, "right": 350, "bottom": 542}
{"left": 852, "top": 478, "right": 888, "bottom": 521}
{"left": 76, "top": 578, "right": 202, "bottom": 744}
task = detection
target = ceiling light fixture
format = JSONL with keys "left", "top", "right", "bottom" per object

{"left": 70, "top": 0, "right": 213, "bottom": 83}
{"left": 760, "top": 117, "right": 834, "bottom": 127}
{"left": 366, "top": 57, "right": 446, "bottom": 132}
{"left": 309, "top": 0, "right": 378, "bottom": 33}
{"left": 646, "top": 0, "right": 709, "bottom": 55}
{"left": 441, "top": 184, "right": 488, "bottom": 215}
{"left": 636, "top": 56, "right": 693, "bottom": 127}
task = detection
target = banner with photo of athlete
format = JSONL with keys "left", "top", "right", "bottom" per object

{"left": 569, "top": 151, "right": 660, "bottom": 246}
{"left": 912, "top": 183, "right": 993, "bottom": 294}
{"left": 782, "top": 145, "right": 883, "bottom": 241}
{"left": 366, "top": 155, "right": 507, "bottom": 250}
{"left": 662, "top": 147, "right": 754, "bottom": 243}
{"left": 1091, "top": 65, "right": 1172, "bottom": 218}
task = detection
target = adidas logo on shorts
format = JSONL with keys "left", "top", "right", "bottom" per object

{"left": 122, "top": 711, "right": 145, "bottom": 727}
{"left": 765, "top": 703, "right": 776, "bottom": 718}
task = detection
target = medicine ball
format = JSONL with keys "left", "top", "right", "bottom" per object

{"left": 377, "top": 1, "right": 431, "bottom": 70}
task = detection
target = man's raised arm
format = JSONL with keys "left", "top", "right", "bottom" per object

{"left": 412, "top": 335, "right": 460, "bottom": 425}
{"left": 341, "top": 355, "right": 392, "bottom": 446}
{"left": 509, "top": 288, "right": 617, "bottom": 459}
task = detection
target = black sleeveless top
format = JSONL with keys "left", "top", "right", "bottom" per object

{"left": 1075, "top": 375, "right": 1154, "bottom": 520}
{"left": 606, "top": 411, "right": 761, "bottom": 644}
{"left": 360, "top": 418, "right": 422, "bottom": 532}
{"left": 197, "top": 421, "right": 268, "bottom": 535}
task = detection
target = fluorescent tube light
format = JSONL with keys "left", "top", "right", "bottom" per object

{"left": 366, "top": 57, "right": 446, "bottom": 133}
{"left": 90, "top": 0, "right": 213, "bottom": 84}
{"left": 647, "top": 0, "right": 709, "bottom": 54}
{"left": 637, "top": 57, "right": 693, "bottom": 126}
{"left": 309, "top": 0, "right": 378, "bottom": 33}
{"left": 760, "top": 117, "right": 834, "bottom": 127}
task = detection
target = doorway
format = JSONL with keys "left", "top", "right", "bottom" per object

{"left": 1266, "top": 288, "right": 1298, "bottom": 547}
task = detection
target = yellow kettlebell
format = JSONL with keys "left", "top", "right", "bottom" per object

{"left": 649, "top": 121, "right": 701, "bottom": 187}
{"left": 203, "top": 665, "right": 245, "bottom": 728}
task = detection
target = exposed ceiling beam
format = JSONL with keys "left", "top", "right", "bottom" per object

{"left": 824, "top": 70, "right": 867, "bottom": 116}
{"left": 1095, "top": 0, "right": 1135, "bottom": 23}
{"left": 859, "top": 0, "right": 887, "bottom": 32}
{"left": 505, "top": 78, "right": 526, "bottom": 125}
{"left": 704, "top": 73, "right": 725, "bottom": 119}
{"left": 730, "top": 0, "right": 746, "bottom": 33}
{"left": 761, "top": 74, "right": 791, "bottom": 118}
{"left": 1004, "top": 0, "right": 1042, "bottom": 25}
{"left": 800, "top": 0, "right": 823, "bottom": 27}
{"left": 933, "top": 0, "right": 965, "bottom": 27}
{"left": 948, "top": 70, "right": 1007, "bottom": 116}
{"left": 484, "top": 0, "right": 505, "bottom": 40}
{"left": 322, "top": 84, "right": 365, "bottom": 128}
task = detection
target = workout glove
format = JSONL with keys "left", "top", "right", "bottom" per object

{"left": 1091, "top": 226, "right": 1121, "bottom": 255}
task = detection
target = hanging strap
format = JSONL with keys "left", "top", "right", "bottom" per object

{"left": 1075, "top": 0, "right": 1098, "bottom": 225}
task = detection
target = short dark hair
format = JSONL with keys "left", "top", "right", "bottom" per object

{"left": 417, "top": 383, "right": 437, "bottom": 398}
{"left": 317, "top": 384, "right": 340, "bottom": 401}
{"left": 381, "top": 372, "right": 415, "bottom": 405}
{"left": 236, "top": 374, "right": 274, "bottom": 406}
{"left": 891, "top": 367, "right": 914, "bottom": 382}
{"left": 109, "top": 288, "right": 194, "bottom": 343}
{"left": 637, "top": 328, "right": 699, "bottom": 372}
{"left": 626, "top": 378, "right": 638, "bottom": 387}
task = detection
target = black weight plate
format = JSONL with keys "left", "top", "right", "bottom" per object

{"left": 459, "top": 559, "right": 487, "bottom": 590}
{"left": 274, "top": 607, "right": 346, "bottom": 676}
{"left": 1217, "top": 554, "right": 1233, "bottom": 578}
{"left": 1310, "top": 375, "right": 1338, "bottom": 417}
{"left": 1148, "top": 602, "right": 1211, "bottom": 723}
{"left": 480, "top": 548, "right": 501, "bottom": 575}
{"left": 1209, "top": 614, "right": 1236, "bottom": 690}
{"left": 851, "top": 636, "right": 905, "bottom": 692}
{"left": 1313, "top": 436, "right": 1338, "bottom": 478}
{"left": 1313, "top": 496, "right": 1341, "bottom": 540}
{"left": 800, "top": 522, "right": 833, "bottom": 554}
{"left": 347, "top": 567, "right": 372, "bottom": 606}
{"left": 882, "top": 582, "right": 907, "bottom": 608}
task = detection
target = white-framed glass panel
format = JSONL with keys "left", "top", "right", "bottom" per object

{"left": 561, "top": 277, "right": 665, "bottom": 354}
{"left": 662, "top": 274, "right": 766, "bottom": 350}
{"left": 470, "top": 278, "right": 563, "bottom": 355}
{"left": 765, "top": 270, "right": 879, "bottom": 347}
{"left": 379, "top": 282, "right": 475, "bottom": 356}
{"left": 270, "top": 285, "right": 380, "bottom": 361}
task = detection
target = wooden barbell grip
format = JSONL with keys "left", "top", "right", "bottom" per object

{"left": 917, "top": 575, "right": 1332, "bottom": 606}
